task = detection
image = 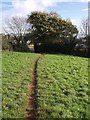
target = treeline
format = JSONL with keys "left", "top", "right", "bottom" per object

{"left": 2, "top": 11, "right": 89, "bottom": 57}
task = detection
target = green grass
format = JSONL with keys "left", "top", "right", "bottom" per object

{"left": 37, "top": 54, "right": 89, "bottom": 119}
{"left": 0, "top": 51, "right": 2, "bottom": 117}
{"left": 2, "top": 51, "right": 40, "bottom": 118}
{"left": 2, "top": 51, "right": 89, "bottom": 118}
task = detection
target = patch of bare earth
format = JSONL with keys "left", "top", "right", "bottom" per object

{"left": 26, "top": 56, "right": 41, "bottom": 120}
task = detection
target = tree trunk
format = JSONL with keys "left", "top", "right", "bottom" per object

{"left": 34, "top": 43, "right": 38, "bottom": 53}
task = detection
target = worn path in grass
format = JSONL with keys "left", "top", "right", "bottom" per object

{"left": 26, "top": 55, "right": 43, "bottom": 120}
{"left": 2, "top": 52, "right": 41, "bottom": 118}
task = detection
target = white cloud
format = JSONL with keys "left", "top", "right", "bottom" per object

{"left": 71, "top": 19, "right": 79, "bottom": 25}
{"left": 71, "top": 19, "right": 80, "bottom": 28}
{"left": 1, "top": 0, "right": 90, "bottom": 17}
{"left": 10, "top": 0, "right": 72, "bottom": 17}
{"left": 79, "top": 0, "right": 89, "bottom": 2}
{"left": 81, "top": 8, "right": 88, "bottom": 11}
{"left": 71, "top": 19, "right": 77, "bottom": 25}
{"left": 11, "top": 0, "right": 57, "bottom": 16}
{"left": 11, "top": 0, "right": 89, "bottom": 16}
{"left": 10, "top": 0, "right": 42, "bottom": 17}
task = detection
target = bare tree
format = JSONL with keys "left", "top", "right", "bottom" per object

{"left": 77, "top": 18, "right": 89, "bottom": 57}
{"left": 4, "top": 16, "right": 31, "bottom": 51}
{"left": 80, "top": 18, "right": 88, "bottom": 37}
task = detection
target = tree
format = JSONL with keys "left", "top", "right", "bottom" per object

{"left": 74, "top": 18, "right": 89, "bottom": 57}
{"left": 27, "top": 11, "right": 78, "bottom": 53}
{"left": 80, "top": 18, "right": 88, "bottom": 37}
{"left": 59, "top": 21, "right": 78, "bottom": 54}
{"left": 2, "top": 34, "right": 13, "bottom": 51}
{"left": 80, "top": 18, "right": 90, "bottom": 49}
{"left": 27, "top": 12, "right": 60, "bottom": 43}
{"left": 4, "top": 16, "right": 31, "bottom": 51}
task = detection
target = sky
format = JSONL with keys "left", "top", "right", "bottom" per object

{"left": 0, "top": 0, "right": 89, "bottom": 33}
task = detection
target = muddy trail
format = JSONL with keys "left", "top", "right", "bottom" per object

{"left": 26, "top": 56, "right": 41, "bottom": 120}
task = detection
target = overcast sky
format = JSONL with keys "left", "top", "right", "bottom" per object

{"left": 0, "top": 0, "right": 89, "bottom": 33}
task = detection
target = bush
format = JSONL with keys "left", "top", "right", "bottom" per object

{"left": 2, "top": 34, "right": 13, "bottom": 51}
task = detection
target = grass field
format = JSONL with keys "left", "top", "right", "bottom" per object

{"left": 2, "top": 51, "right": 89, "bottom": 119}
{"left": 2, "top": 51, "right": 40, "bottom": 118}
{"left": 0, "top": 51, "right": 2, "bottom": 117}
{"left": 37, "top": 54, "right": 89, "bottom": 119}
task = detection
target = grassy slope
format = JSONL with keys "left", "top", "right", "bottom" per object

{"left": 37, "top": 54, "right": 89, "bottom": 118}
{"left": 2, "top": 51, "right": 40, "bottom": 118}
{"left": 0, "top": 51, "right": 2, "bottom": 117}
